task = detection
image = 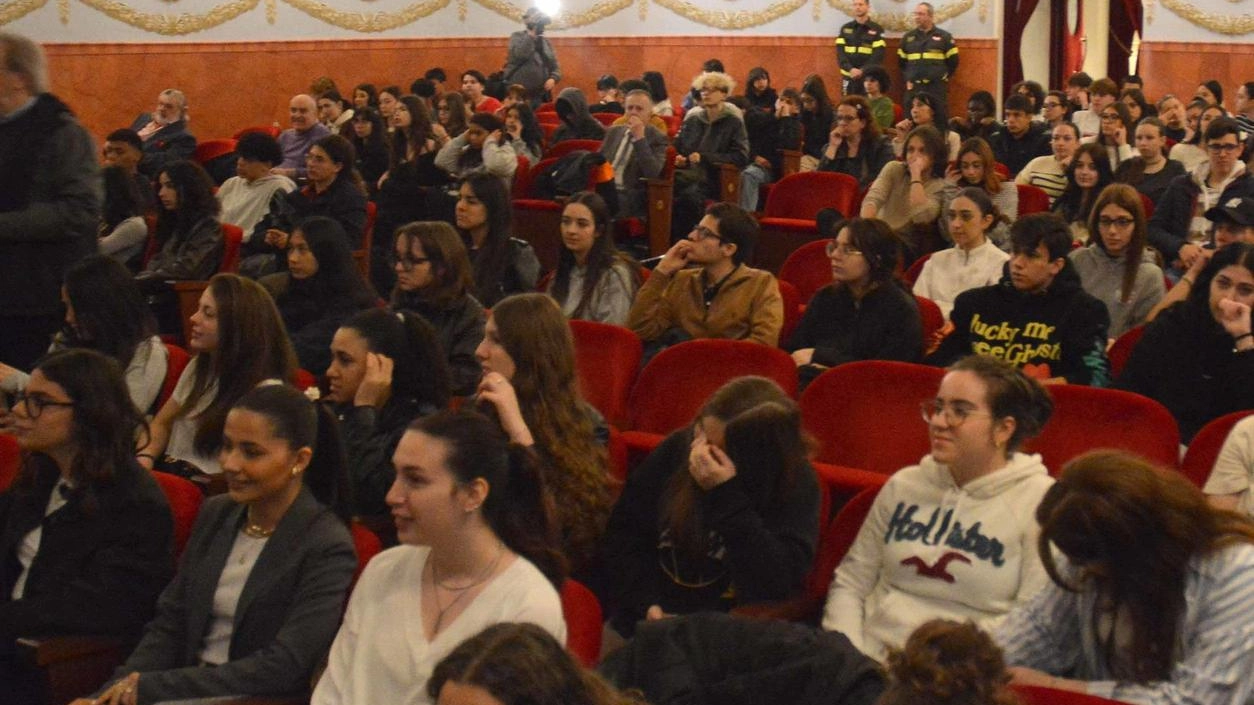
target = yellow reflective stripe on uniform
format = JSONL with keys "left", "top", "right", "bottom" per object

{"left": 920, "top": 51, "right": 946, "bottom": 60}
{"left": 835, "top": 37, "right": 846, "bottom": 46}
{"left": 901, "top": 52, "right": 922, "bottom": 60}
{"left": 945, "top": 47, "right": 959, "bottom": 57}
{"left": 870, "top": 40, "right": 886, "bottom": 48}
{"left": 855, "top": 47, "right": 873, "bottom": 54}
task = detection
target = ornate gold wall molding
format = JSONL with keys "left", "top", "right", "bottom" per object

{"left": 1158, "top": 0, "right": 1254, "bottom": 35}
{"left": 649, "top": 0, "right": 808, "bottom": 29}
{"left": 282, "top": 0, "right": 451, "bottom": 32}
{"left": 0, "top": 0, "right": 48, "bottom": 24}
{"left": 826, "top": 0, "right": 973, "bottom": 30}
{"left": 74, "top": 0, "right": 257, "bottom": 33}
{"left": 471, "top": 0, "right": 633, "bottom": 28}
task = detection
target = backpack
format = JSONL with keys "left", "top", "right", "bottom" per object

{"left": 533, "top": 150, "right": 605, "bottom": 200}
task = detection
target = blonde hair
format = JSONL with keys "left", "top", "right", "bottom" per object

{"left": 691, "top": 71, "right": 736, "bottom": 96}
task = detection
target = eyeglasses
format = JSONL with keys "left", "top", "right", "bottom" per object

{"left": 1098, "top": 216, "right": 1135, "bottom": 229}
{"left": 919, "top": 399, "right": 991, "bottom": 428}
{"left": 12, "top": 392, "right": 74, "bottom": 419}
{"left": 689, "top": 226, "right": 725, "bottom": 243}
{"left": 825, "top": 240, "right": 863, "bottom": 257}
{"left": 390, "top": 254, "right": 431, "bottom": 271}
{"left": 1207, "top": 143, "right": 1241, "bottom": 154}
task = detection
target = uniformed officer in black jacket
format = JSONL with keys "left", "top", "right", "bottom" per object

{"left": 898, "top": 2, "right": 959, "bottom": 107}
{"left": 835, "top": 0, "right": 885, "bottom": 96}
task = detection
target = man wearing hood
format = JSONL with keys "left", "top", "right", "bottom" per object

{"left": 549, "top": 87, "right": 606, "bottom": 145}
{"left": 928, "top": 213, "right": 1111, "bottom": 386}
{"left": 1149, "top": 116, "right": 1254, "bottom": 278}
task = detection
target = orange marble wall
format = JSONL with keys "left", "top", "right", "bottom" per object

{"left": 45, "top": 36, "right": 999, "bottom": 143}
{"left": 1138, "top": 42, "right": 1251, "bottom": 105}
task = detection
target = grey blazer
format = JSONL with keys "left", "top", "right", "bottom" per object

{"left": 600, "top": 124, "right": 671, "bottom": 217}
{"left": 104, "top": 486, "right": 356, "bottom": 704}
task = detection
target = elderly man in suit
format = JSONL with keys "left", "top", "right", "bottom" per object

{"left": 130, "top": 88, "right": 197, "bottom": 177}
{"left": 600, "top": 88, "right": 670, "bottom": 218}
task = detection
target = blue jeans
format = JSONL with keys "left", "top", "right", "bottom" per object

{"left": 739, "top": 163, "right": 773, "bottom": 211}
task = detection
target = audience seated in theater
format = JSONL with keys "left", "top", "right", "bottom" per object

{"left": 601, "top": 88, "right": 670, "bottom": 218}
{"left": 880, "top": 620, "right": 1021, "bottom": 705}
{"left": 1070, "top": 77, "right": 1117, "bottom": 141}
{"left": 102, "top": 128, "right": 157, "bottom": 213}
{"left": 0, "top": 256, "right": 168, "bottom": 413}
{"left": 816, "top": 95, "right": 893, "bottom": 190}
{"left": 259, "top": 217, "right": 377, "bottom": 373}
{"left": 497, "top": 83, "right": 528, "bottom": 118}
{"left": 325, "top": 308, "right": 451, "bottom": 535}
{"left": 1196, "top": 79, "right": 1225, "bottom": 110}
{"left": 601, "top": 376, "right": 820, "bottom": 637}
{"left": 943, "top": 138, "right": 1017, "bottom": 249}
{"left": 377, "top": 86, "right": 402, "bottom": 128}
{"left": 798, "top": 74, "right": 835, "bottom": 169}
{"left": 423, "top": 68, "right": 448, "bottom": 96}
{"left": 1148, "top": 199, "right": 1254, "bottom": 322}
{"left": 316, "top": 89, "right": 353, "bottom": 134}
{"left": 1168, "top": 103, "right": 1226, "bottom": 173}
{"left": 680, "top": 59, "right": 725, "bottom": 112}
{"left": 928, "top": 213, "right": 1110, "bottom": 385}
{"left": 242, "top": 135, "right": 368, "bottom": 278}
{"left": 995, "top": 451, "right": 1254, "bottom": 704}
{"left": 1085, "top": 100, "right": 1135, "bottom": 171}
{"left": 435, "top": 112, "right": 517, "bottom": 185}
{"left": 856, "top": 66, "right": 894, "bottom": 131}
{"left": 595, "top": 74, "right": 625, "bottom": 115}
{"left": 1050, "top": 142, "right": 1114, "bottom": 244}
{"left": 824, "top": 355, "right": 1055, "bottom": 660}
{"left": 98, "top": 164, "right": 150, "bottom": 268}
{"left": 475, "top": 293, "right": 611, "bottom": 574}
{"left": 1113, "top": 117, "right": 1187, "bottom": 203}
{"left": 915, "top": 188, "right": 1011, "bottom": 320}
{"left": 550, "top": 87, "right": 607, "bottom": 144}
{"left": 461, "top": 70, "right": 502, "bottom": 114}
{"left": 642, "top": 70, "right": 674, "bottom": 117}
{"left": 1012, "top": 80, "right": 1046, "bottom": 117}
{"left": 948, "top": 90, "right": 998, "bottom": 143}
{"left": 311, "top": 410, "right": 567, "bottom": 705}
{"left": 0, "top": 349, "right": 174, "bottom": 705}
{"left": 129, "top": 88, "right": 197, "bottom": 178}
{"left": 1156, "top": 94, "right": 1189, "bottom": 143}
{"left": 80, "top": 385, "right": 356, "bottom": 705}
{"left": 788, "top": 217, "right": 922, "bottom": 388}
{"left": 987, "top": 94, "right": 1050, "bottom": 177}
{"left": 742, "top": 66, "right": 777, "bottom": 114}
{"left": 861, "top": 124, "right": 954, "bottom": 256}
{"left": 1040, "top": 90, "right": 1072, "bottom": 129}
{"left": 1120, "top": 87, "right": 1154, "bottom": 125}
{"left": 346, "top": 107, "right": 390, "bottom": 196}
{"left": 892, "top": 93, "right": 961, "bottom": 162}
{"left": 1234, "top": 82, "right": 1254, "bottom": 135}
{"left": 138, "top": 274, "right": 297, "bottom": 476}
{"left": 216, "top": 131, "right": 296, "bottom": 238}
{"left": 1069, "top": 184, "right": 1164, "bottom": 339}
{"left": 436, "top": 90, "right": 470, "bottom": 140}
{"left": 503, "top": 101, "right": 544, "bottom": 165}
{"left": 1152, "top": 117, "right": 1253, "bottom": 279}
{"left": 456, "top": 173, "right": 540, "bottom": 307}
{"left": 628, "top": 203, "right": 784, "bottom": 349}
{"left": 1016, "top": 122, "right": 1079, "bottom": 204}
{"left": 135, "top": 160, "right": 223, "bottom": 331}
{"left": 1065, "top": 71, "right": 1092, "bottom": 113}
{"left": 545, "top": 192, "right": 640, "bottom": 325}
{"left": 389, "top": 221, "right": 486, "bottom": 396}
{"left": 274, "top": 94, "right": 332, "bottom": 179}
{"left": 1115, "top": 242, "right": 1254, "bottom": 443}
{"left": 352, "top": 83, "right": 378, "bottom": 111}
{"left": 613, "top": 79, "right": 671, "bottom": 134}
{"left": 429, "top": 622, "right": 647, "bottom": 705}
{"left": 1205, "top": 415, "right": 1254, "bottom": 517}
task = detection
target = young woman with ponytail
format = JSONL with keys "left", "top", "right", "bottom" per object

{"left": 311, "top": 410, "right": 567, "bottom": 705}
{"left": 86, "top": 384, "right": 356, "bottom": 705}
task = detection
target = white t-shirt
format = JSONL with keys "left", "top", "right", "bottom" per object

{"left": 311, "top": 545, "right": 566, "bottom": 705}
{"left": 167, "top": 364, "right": 221, "bottom": 475}
{"left": 1203, "top": 415, "right": 1254, "bottom": 518}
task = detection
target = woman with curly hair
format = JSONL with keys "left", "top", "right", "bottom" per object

{"left": 995, "top": 451, "right": 1254, "bottom": 704}
{"left": 601, "top": 376, "right": 820, "bottom": 637}
{"left": 475, "top": 293, "right": 611, "bottom": 575}
{"left": 880, "top": 620, "right": 1020, "bottom": 705}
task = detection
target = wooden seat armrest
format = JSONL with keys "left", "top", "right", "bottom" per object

{"left": 718, "top": 163, "right": 741, "bottom": 204}
{"left": 779, "top": 149, "right": 802, "bottom": 177}
{"left": 730, "top": 596, "right": 822, "bottom": 624}
{"left": 644, "top": 177, "right": 675, "bottom": 257}
{"left": 16, "top": 634, "right": 126, "bottom": 666}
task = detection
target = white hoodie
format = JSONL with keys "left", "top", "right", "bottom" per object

{"left": 822, "top": 452, "right": 1054, "bottom": 660}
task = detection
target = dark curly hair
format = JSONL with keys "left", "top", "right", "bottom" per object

{"left": 879, "top": 619, "right": 1021, "bottom": 705}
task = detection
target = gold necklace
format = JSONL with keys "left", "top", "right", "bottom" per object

{"left": 429, "top": 542, "right": 504, "bottom": 635}
{"left": 241, "top": 514, "right": 276, "bottom": 539}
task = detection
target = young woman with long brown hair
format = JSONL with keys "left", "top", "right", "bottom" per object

{"left": 546, "top": 191, "right": 640, "bottom": 325}
{"left": 601, "top": 376, "right": 820, "bottom": 638}
{"left": 996, "top": 450, "right": 1254, "bottom": 703}
{"left": 475, "top": 293, "right": 611, "bottom": 575}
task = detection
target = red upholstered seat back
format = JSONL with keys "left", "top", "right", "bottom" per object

{"left": 805, "top": 486, "right": 880, "bottom": 602}
{"left": 156, "top": 343, "right": 192, "bottom": 411}
{"left": 1022, "top": 384, "right": 1180, "bottom": 475}
{"left": 560, "top": 579, "right": 603, "bottom": 667}
{"left": 780, "top": 240, "right": 835, "bottom": 302}
{"left": 1016, "top": 183, "right": 1051, "bottom": 215}
{"left": 1180, "top": 410, "right": 1254, "bottom": 488}
{"left": 151, "top": 471, "right": 203, "bottom": 558}
{"left": 569, "top": 320, "right": 643, "bottom": 429}
{"left": 1107, "top": 324, "right": 1145, "bottom": 379}
{"left": 763, "top": 172, "right": 861, "bottom": 220}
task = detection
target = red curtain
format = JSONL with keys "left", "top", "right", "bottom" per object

{"left": 1050, "top": 0, "right": 1085, "bottom": 91}
{"left": 1002, "top": 0, "right": 1042, "bottom": 98}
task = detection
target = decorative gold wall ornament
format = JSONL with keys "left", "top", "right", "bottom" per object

{"left": 73, "top": 0, "right": 258, "bottom": 34}
{"left": 58, "top": 0, "right": 67, "bottom": 22}
{"left": 649, "top": 0, "right": 807, "bottom": 29}
{"left": 282, "top": 0, "right": 451, "bottom": 31}
{"left": 826, "top": 0, "right": 973, "bottom": 30}
{"left": 265, "top": 0, "right": 274, "bottom": 23}
{"left": 470, "top": 0, "right": 632, "bottom": 28}
{"left": 0, "top": 0, "right": 48, "bottom": 25}
{"left": 1159, "top": 0, "right": 1254, "bottom": 34}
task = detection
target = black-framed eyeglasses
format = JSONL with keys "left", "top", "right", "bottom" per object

{"left": 689, "top": 225, "right": 725, "bottom": 243}
{"left": 1098, "top": 217, "right": 1135, "bottom": 229}
{"left": 919, "top": 399, "right": 991, "bottom": 428}
{"left": 1207, "top": 143, "right": 1241, "bottom": 154}
{"left": 390, "top": 254, "right": 432, "bottom": 271}
{"left": 12, "top": 392, "right": 74, "bottom": 419}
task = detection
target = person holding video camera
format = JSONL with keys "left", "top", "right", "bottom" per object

{"left": 504, "top": 7, "right": 561, "bottom": 107}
